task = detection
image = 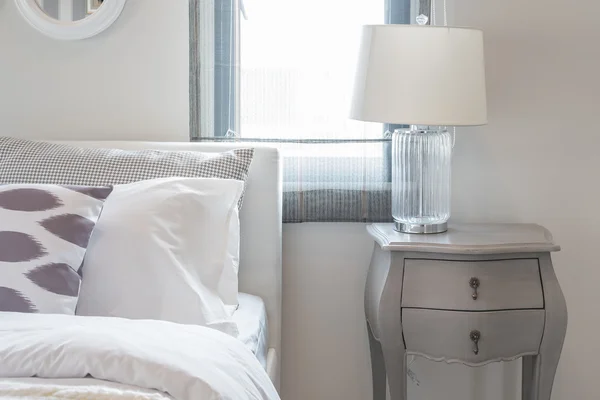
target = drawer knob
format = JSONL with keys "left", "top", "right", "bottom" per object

{"left": 470, "top": 330, "right": 481, "bottom": 355}
{"left": 469, "top": 277, "right": 480, "bottom": 300}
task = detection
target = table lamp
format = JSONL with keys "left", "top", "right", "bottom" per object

{"left": 350, "top": 25, "right": 487, "bottom": 234}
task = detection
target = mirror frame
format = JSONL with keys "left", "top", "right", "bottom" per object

{"left": 14, "top": 0, "right": 127, "bottom": 40}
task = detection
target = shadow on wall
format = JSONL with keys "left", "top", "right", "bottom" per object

{"left": 452, "top": 126, "right": 523, "bottom": 223}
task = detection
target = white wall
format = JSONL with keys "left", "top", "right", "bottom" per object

{"left": 1, "top": 0, "right": 600, "bottom": 399}
{"left": 282, "top": 224, "right": 374, "bottom": 400}
{"left": 0, "top": 0, "right": 189, "bottom": 141}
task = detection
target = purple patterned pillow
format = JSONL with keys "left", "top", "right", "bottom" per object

{"left": 0, "top": 184, "right": 112, "bottom": 314}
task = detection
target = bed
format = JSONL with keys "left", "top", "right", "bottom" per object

{"left": 0, "top": 141, "right": 282, "bottom": 399}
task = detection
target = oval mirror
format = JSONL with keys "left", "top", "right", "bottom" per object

{"left": 15, "top": 0, "right": 127, "bottom": 40}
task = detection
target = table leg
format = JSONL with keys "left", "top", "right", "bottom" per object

{"left": 380, "top": 338, "right": 407, "bottom": 400}
{"left": 522, "top": 355, "right": 535, "bottom": 400}
{"left": 534, "top": 255, "right": 567, "bottom": 400}
{"left": 368, "top": 322, "right": 387, "bottom": 400}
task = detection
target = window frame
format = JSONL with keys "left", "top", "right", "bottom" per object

{"left": 214, "top": 0, "right": 240, "bottom": 137}
{"left": 189, "top": 0, "right": 413, "bottom": 222}
{"left": 191, "top": 0, "right": 411, "bottom": 141}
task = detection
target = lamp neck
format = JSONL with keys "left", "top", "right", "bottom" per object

{"left": 405, "top": 125, "right": 448, "bottom": 133}
{"left": 415, "top": 0, "right": 433, "bottom": 25}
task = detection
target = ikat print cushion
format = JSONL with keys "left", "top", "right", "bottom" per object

{"left": 0, "top": 184, "right": 112, "bottom": 314}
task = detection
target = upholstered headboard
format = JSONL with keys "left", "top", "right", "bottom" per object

{"left": 56, "top": 141, "right": 282, "bottom": 387}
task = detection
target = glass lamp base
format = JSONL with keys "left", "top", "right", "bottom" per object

{"left": 392, "top": 126, "right": 452, "bottom": 235}
{"left": 394, "top": 221, "right": 448, "bottom": 234}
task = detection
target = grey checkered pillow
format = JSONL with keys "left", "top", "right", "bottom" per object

{"left": 0, "top": 137, "right": 254, "bottom": 207}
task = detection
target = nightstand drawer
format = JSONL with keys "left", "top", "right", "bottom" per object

{"left": 402, "top": 309, "right": 545, "bottom": 365}
{"left": 402, "top": 259, "right": 543, "bottom": 310}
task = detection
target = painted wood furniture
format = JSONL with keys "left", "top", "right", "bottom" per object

{"left": 365, "top": 223, "right": 567, "bottom": 400}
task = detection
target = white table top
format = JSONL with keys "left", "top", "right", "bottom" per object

{"left": 367, "top": 223, "right": 560, "bottom": 254}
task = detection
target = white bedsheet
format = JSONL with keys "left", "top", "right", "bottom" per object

{"left": 0, "top": 313, "right": 279, "bottom": 400}
{"left": 234, "top": 293, "right": 269, "bottom": 369}
{"left": 0, "top": 379, "right": 174, "bottom": 399}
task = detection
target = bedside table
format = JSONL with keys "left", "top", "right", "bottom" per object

{"left": 365, "top": 223, "right": 567, "bottom": 400}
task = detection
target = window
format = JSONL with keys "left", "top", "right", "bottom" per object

{"left": 240, "top": 0, "right": 383, "bottom": 145}
{"left": 190, "top": 0, "right": 410, "bottom": 222}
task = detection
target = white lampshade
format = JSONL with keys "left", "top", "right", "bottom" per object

{"left": 350, "top": 25, "right": 487, "bottom": 126}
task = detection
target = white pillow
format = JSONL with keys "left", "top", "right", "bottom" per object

{"left": 223, "top": 207, "right": 240, "bottom": 315}
{"left": 76, "top": 177, "right": 243, "bottom": 334}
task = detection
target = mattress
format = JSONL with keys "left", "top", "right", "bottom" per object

{"left": 233, "top": 293, "right": 269, "bottom": 369}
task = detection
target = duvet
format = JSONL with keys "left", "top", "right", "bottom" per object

{"left": 0, "top": 313, "right": 279, "bottom": 400}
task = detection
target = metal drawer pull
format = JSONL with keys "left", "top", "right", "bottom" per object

{"left": 470, "top": 330, "right": 481, "bottom": 355}
{"left": 469, "top": 277, "right": 480, "bottom": 300}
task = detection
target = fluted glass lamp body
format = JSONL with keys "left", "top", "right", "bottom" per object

{"left": 392, "top": 127, "right": 451, "bottom": 233}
